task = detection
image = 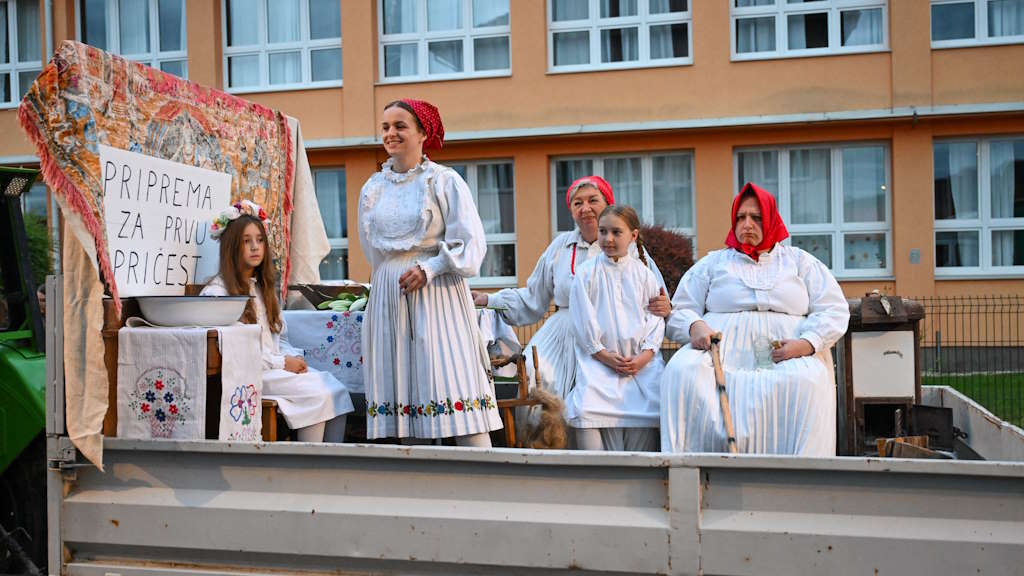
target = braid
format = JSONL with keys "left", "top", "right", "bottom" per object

{"left": 599, "top": 204, "right": 647, "bottom": 265}
{"left": 635, "top": 231, "right": 648, "bottom": 267}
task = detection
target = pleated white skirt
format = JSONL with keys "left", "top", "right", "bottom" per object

{"left": 362, "top": 251, "right": 503, "bottom": 439}
{"left": 660, "top": 310, "right": 836, "bottom": 456}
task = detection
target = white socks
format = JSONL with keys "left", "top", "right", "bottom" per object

{"left": 575, "top": 428, "right": 605, "bottom": 451}
{"left": 323, "top": 414, "right": 348, "bottom": 443}
{"left": 455, "top": 432, "right": 492, "bottom": 448}
{"left": 295, "top": 414, "right": 348, "bottom": 443}
{"left": 296, "top": 421, "right": 326, "bottom": 443}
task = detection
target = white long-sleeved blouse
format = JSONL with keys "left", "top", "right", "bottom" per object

{"left": 358, "top": 157, "right": 486, "bottom": 281}
{"left": 489, "top": 229, "right": 666, "bottom": 327}
{"left": 666, "top": 245, "right": 849, "bottom": 353}
{"left": 570, "top": 252, "right": 665, "bottom": 357}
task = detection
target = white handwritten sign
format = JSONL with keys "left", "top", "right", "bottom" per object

{"left": 100, "top": 145, "right": 232, "bottom": 297}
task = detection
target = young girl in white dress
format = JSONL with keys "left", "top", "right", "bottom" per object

{"left": 201, "top": 201, "right": 354, "bottom": 442}
{"left": 568, "top": 205, "right": 665, "bottom": 451}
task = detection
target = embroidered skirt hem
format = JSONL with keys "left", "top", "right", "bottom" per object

{"left": 363, "top": 252, "right": 503, "bottom": 439}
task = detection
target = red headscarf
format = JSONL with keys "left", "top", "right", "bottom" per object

{"left": 725, "top": 182, "right": 789, "bottom": 261}
{"left": 399, "top": 99, "right": 444, "bottom": 151}
{"left": 565, "top": 175, "right": 615, "bottom": 208}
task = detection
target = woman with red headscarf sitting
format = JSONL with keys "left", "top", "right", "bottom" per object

{"left": 661, "top": 183, "right": 849, "bottom": 456}
{"left": 471, "top": 177, "right": 670, "bottom": 445}
{"left": 358, "top": 99, "right": 502, "bottom": 447}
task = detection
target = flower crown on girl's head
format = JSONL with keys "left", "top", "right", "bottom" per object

{"left": 209, "top": 199, "right": 268, "bottom": 240}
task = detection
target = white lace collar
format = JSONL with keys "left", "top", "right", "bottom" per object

{"left": 361, "top": 158, "right": 437, "bottom": 253}
{"left": 381, "top": 156, "right": 431, "bottom": 184}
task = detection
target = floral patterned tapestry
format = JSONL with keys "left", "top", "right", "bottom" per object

{"left": 18, "top": 41, "right": 295, "bottom": 312}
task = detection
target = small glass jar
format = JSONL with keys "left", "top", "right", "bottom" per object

{"left": 754, "top": 336, "right": 775, "bottom": 369}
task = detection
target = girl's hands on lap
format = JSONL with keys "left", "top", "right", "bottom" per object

{"left": 284, "top": 355, "right": 308, "bottom": 374}
{"left": 619, "top": 350, "right": 655, "bottom": 375}
{"left": 594, "top": 349, "right": 654, "bottom": 376}
{"left": 399, "top": 265, "right": 427, "bottom": 294}
{"left": 689, "top": 320, "right": 714, "bottom": 351}
{"left": 771, "top": 338, "right": 814, "bottom": 363}
{"left": 593, "top": 349, "right": 627, "bottom": 374}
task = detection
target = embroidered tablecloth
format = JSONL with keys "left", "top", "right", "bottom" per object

{"left": 282, "top": 309, "right": 522, "bottom": 393}
{"left": 117, "top": 322, "right": 262, "bottom": 440}
{"left": 117, "top": 325, "right": 208, "bottom": 440}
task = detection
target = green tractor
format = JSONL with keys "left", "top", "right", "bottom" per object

{"left": 0, "top": 166, "right": 48, "bottom": 573}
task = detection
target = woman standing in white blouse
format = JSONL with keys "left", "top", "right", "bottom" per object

{"left": 661, "top": 183, "right": 850, "bottom": 456}
{"left": 358, "top": 99, "right": 502, "bottom": 446}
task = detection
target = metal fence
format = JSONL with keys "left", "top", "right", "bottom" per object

{"left": 916, "top": 295, "right": 1024, "bottom": 428}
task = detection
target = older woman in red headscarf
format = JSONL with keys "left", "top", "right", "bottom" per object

{"left": 661, "top": 183, "right": 849, "bottom": 456}
{"left": 471, "top": 176, "right": 671, "bottom": 444}
{"left": 358, "top": 99, "right": 502, "bottom": 447}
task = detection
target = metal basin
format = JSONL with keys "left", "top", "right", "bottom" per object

{"left": 136, "top": 295, "right": 249, "bottom": 327}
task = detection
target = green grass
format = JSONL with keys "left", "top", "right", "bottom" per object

{"left": 923, "top": 373, "right": 1024, "bottom": 429}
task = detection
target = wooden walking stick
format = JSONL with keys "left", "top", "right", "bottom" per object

{"left": 709, "top": 332, "right": 738, "bottom": 454}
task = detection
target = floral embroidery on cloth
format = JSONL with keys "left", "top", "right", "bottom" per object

{"left": 117, "top": 325, "right": 207, "bottom": 440}
{"left": 282, "top": 311, "right": 365, "bottom": 394}
{"left": 217, "top": 324, "right": 263, "bottom": 441}
{"left": 127, "top": 368, "right": 194, "bottom": 438}
{"left": 229, "top": 384, "right": 259, "bottom": 426}
{"left": 368, "top": 395, "right": 496, "bottom": 419}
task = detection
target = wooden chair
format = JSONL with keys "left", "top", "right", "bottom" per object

{"left": 493, "top": 347, "right": 542, "bottom": 448}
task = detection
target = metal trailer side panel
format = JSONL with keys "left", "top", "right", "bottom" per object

{"left": 46, "top": 274, "right": 65, "bottom": 574}
{"left": 63, "top": 442, "right": 674, "bottom": 575}
{"left": 698, "top": 463, "right": 1024, "bottom": 576}
{"left": 54, "top": 441, "right": 1024, "bottom": 576}
{"left": 923, "top": 386, "right": 1024, "bottom": 462}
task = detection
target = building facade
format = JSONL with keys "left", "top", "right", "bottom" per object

{"left": 1, "top": 0, "right": 1022, "bottom": 299}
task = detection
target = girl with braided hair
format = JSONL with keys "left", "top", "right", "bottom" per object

{"left": 566, "top": 205, "right": 664, "bottom": 451}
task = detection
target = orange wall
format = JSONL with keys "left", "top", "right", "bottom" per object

{"left": 3, "top": 1, "right": 1023, "bottom": 298}
{"left": 5, "top": 0, "right": 1024, "bottom": 158}
{"left": 185, "top": 0, "right": 221, "bottom": 90}
{"left": 932, "top": 45, "right": 1024, "bottom": 106}
{"left": 316, "top": 115, "right": 1024, "bottom": 298}
{"left": 369, "top": 1, "right": 895, "bottom": 136}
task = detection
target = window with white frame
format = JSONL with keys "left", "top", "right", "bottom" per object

{"left": 735, "top": 143, "right": 892, "bottom": 277}
{"left": 379, "top": 0, "right": 510, "bottom": 81}
{"left": 313, "top": 167, "right": 348, "bottom": 280}
{"left": 1, "top": 0, "right": 43, "bottom": 106}
{"left": 448, "top": 160, "right": 516, "bottom": 287}
{"left": 79, "top": 0, "right": 188, "bottom": 77}
{"left": 934, "top": 137, "right": 1024, "bottom": 275}
{"left": 931, "top": 0, "right": 1024, "bottom": 47}
{"left": 551, "top": 152, "right": 695, "bottom": 241}
{"left": 548, "top": 0, "right": 692, "bottom": 71}
{"left": 223, "top": 0, "right": 341, "bottom": 91}
{"left": 731, "top": 0, "right": 887, "bottom": 60}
